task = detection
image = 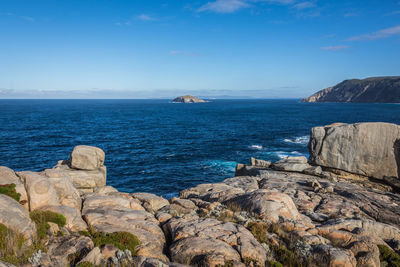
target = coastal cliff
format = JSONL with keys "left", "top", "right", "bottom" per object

{"left": 303, "top": 76, "right": 400, "bottom": 103}
{"left": 1, "top": 122, "right": 400, "bottom": 266}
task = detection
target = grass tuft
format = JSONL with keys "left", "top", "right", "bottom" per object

{"left": 0, "top": 184, "right": 21, "bottom": 202}
{"left": 378, "top": 244, "right": 400, "bottom": 267}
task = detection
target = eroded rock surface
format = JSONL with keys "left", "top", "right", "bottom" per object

{"left": 309, "top": 122, "right": 400, "bottom": 180}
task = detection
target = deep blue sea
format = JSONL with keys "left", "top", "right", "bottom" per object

{"left": 1, "top": 99, "right": 400, "bottom": 198}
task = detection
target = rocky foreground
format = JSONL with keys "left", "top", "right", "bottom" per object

{"left": 1, "top": 122, "right": 400, "bottom": 267}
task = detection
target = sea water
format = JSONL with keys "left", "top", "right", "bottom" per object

{"left": 1, "top": 99, "right": 400, "bottom": 197}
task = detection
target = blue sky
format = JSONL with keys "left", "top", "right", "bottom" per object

{"left": 0, "top": 0, "right": 399, "bottom": 98}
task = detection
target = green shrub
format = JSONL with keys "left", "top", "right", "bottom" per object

{"left": 76, "top": 262, "right": 94, "bottom": 267}
{"left": 91, "top": 231, "right": 140, "bottom": 256}
{"left": 30, "top": 210, "right": 66, "bottom": 239}
{"left": 0, "top": 184, "right": 21, "bottom": 202}
{"left": 272, "top": 246, "right": 302, "bottom": 267}
{"left": 378, "top": 244, "right": 400, "bottom": 267}
{"left": 266, "top": 261, "right": 283, "bottom": 267}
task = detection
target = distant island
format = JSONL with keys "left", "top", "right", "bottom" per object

{"left": 172, "top": 95, "right": 206, "bottom": 103}
{"left": 303, "top": 76, "right": 400, "bottom": 103}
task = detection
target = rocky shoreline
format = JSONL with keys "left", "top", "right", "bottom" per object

{"left": 1, "top": 122, "right": 400, "bottom": 267}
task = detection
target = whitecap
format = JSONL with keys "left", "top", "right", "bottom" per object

{"left": 249, "top": 144, "right": 263, "bottom": 150}
{"left": 283, "top": 135, "right": 310, "bottom": 145}
{"left": 274, "top": 151, "right": 306, "bottom": 159}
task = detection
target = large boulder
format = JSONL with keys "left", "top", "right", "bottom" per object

{"left": 0, "top": 194, "right": 37, "bottom": 245}
{"left": 309, "top": 122, "right": 400, "bottom": 180}
{"left": 70, "top": 145, "right": 105, "bottom": 171}
{"left": 18, "top": 171, "right": 60, "bottom": 211}
{"left": 223, "top": 189, "right": 302, "bottom": 223}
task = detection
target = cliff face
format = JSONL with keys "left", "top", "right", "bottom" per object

{"left": 303, "top": 76, "right": 400, "bottom": 103}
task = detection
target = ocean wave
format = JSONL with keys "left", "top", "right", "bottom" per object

{"left": 283, "top": 135, "right": 309, "bottom": 145}
{"left": 249, "top": 144, "right": 263, "bottom": 150}
{"left": 203, "top": 160, "right": 237, "bottom": 173}
{"left": 274, "top": 151, "right": 307, "bottom": 159}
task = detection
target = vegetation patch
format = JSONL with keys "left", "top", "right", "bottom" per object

{"left": 0, "top": 184, "right": 21, "bottom": 202}
{"left": 76, "top": 262, "right": 94, "bottom": 267}
{"left": 266, "top": 261, "right": 283, "bottom": 267}
{"left": 247, "top": 221, "right": 268, "bottom": 244}
{"left": 378, "top": 244, "right": 400, "bottom": 267}
{"left": 30, "top": 210, "right": 66, "bottom": 239}
{"left": 81, "top": 226, "right": 140, "bottom": 257}
{"left": 0, "top": 223, "right": 45, "bottom": 265}
{"left": 92, "top": 231, "right": 140, "bottom": 256}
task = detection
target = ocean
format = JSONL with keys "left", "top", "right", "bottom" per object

{"left": 1, "top": 99, "right": 400, "bottom": 198}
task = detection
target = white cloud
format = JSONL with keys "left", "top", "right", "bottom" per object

{"left": 348, "top": 25, "right": 400, "bottom": 41}
{"left": 197, "top": 0, "right": 250, "bottom": 13}
{"left": 293, "top": 1, "right": 316, "bottom": 10}
{"left": 136, "top": 14, "right": 156, "bottom": 21}
{"left": 320, "top": 45, "right": 350, "bottom": 51}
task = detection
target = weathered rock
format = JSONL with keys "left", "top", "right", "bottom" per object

{"left": 311, "top": 244, "right": 357, "bottom": 267}
{"left": 0, "top": 166, "right": 28, "bottom": 208}
{"left": 250, "top": 157, "right": 272, "bottom": 168}
{"left": 133, "top": 256, "right": 189, "bottom": 267}
{"left": 0, "top": 194, "right": 36, "bottom": 245}
{"left": 131, "top": 192, "right": 169, "bottom": 214}
{"left": 70, "top": 145, "right": 105, "bottom": 171}
{"left": 272, "top": 156, "right": 311, "bottom": 172}
{"left": 18, "top": 171, "right": 60, "bottom": 211}
{"left": 224, "top": 189, "right": 302, "bottom": 223}
{"left": 46, "top": 235, "right": 94, "bottom": 266}
{"left": 180, "top": 183, "right": 245, "bottom": 202}
{"left": 309, "top": 122, "right": 400, "bottom": 180}
{"left": 52, "top": 163, "right": 106, "bottom": 190}
{"left": 0, "top": 261, "right": 17, "bottom": 267}
{"left": 39, "top": 205, "right": 87, "bottom": 231}
{"left": 43, "top": 169, "right": 81, "bottom": 210}
{"left": 82, "top": 194, "right": 168, "bottom": 262}
{"left": 93, "top": 185, "right": 118, "bottom": 194}
{"left": 166, "top": 218, "right": 267, "bottom": 266}
{"left": 77, "top": 247, "right": 103, "bottom": 266}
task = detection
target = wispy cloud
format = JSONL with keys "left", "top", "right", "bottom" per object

{"left": 385, "top": 10, "right": 400, "bottom": 16}
{"left": 344, "top": 12, "right": 359, "bottom": 17}
{"left": 292, "top": 1, "right": 316, "bottom": 10}
{"left": 197, "top": 0, "right": 250, "bottom": 14}
{"left": 196, "top": 0, "right": 320, "bottom": 14}
{"left": 2, "top": 12, "right": 34, "bottom": 22}
{"left": 136, "top": 14, "right": 157, "bottom": 21}
{"left": 170, "top": 50, "right": 201, "bottom": 57}
{"left": 347, "top": 25, "right": 400, "bottom": 41}
{"left": 320, "top": 45, "right": 350, "bottom": 51}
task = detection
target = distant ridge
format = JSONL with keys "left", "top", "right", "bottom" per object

{"left": 303, "top": 76, "right": 400, "bottom": 103}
